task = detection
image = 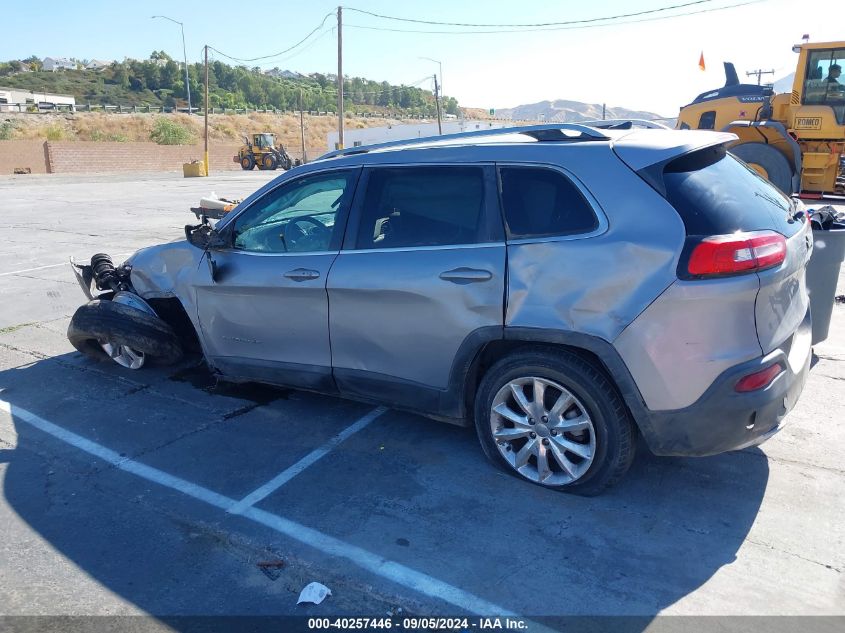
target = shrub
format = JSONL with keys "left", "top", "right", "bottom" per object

{"left": 149, "top": 117, "right": 195, "bottom": 145}
{"left": 45, "top": 124, "right": 70, "bottom": 141}
{"left": 0, "top": 121, "right": 16, "bottom": 140}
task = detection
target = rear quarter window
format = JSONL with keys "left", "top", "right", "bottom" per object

{"left": 663, "top": 145, "right": 801, "bottom": 237}
{"left": 499, "top": 166, "right": 598, "bottom": 239}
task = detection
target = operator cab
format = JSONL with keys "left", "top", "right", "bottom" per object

{"left": 254, "top": 133, "right": 276, "bottom": 149}
{"left": 802, "top": 47, "right": 845, "bottom": 123}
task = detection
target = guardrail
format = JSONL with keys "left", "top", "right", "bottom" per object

{"left": 0, "top": 103, "right": 438, "bottom": 118}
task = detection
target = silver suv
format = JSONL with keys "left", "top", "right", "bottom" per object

{"left": 68, "top": 124, "right": 813, "bottom": 495}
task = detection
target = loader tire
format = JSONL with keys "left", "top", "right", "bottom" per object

{"left": 731, "top": 142, "right": 794, "bottom": 195}
{"left": 67, "top": 300, "right": 183, "bottom": 366}
{"left": 241, "top": 155, "right": 255, "bottom": 170}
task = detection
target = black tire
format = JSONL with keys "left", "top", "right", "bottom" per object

{"left": 473, "top": 348, "right": 636, "bottom": 496}
{"left": 731, "top": 142, "right": 794, "bottom": 194}
{"left": 263, "top": 154, "right": 278, "bottom": 170}
{"left": 67, "top": 300, "right": 183, "bottom": 366}
{"left": 240, "top": 155, "right": 255, "bottom": 171}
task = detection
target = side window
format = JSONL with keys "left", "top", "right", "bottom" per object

{"left": 803, "top": 48, "right": 845, "bottom": 109}
{"left": 232, "top": 171, "right": 356, "bottom": 253}
{"left": 355, "top": 166, "right": 486, "bottom": 249}
{"left": 499, "top": 167, "right": 599, "bottom": 240}
{"left": 697, "top": 110, "right": 716, "bottom": 130}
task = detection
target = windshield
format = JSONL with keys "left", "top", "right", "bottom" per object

{"left": 255, "top": 134, "right": 275, "bottom": 148}
{"left": 802, "top": 47, "right": 845, "bottom": 123}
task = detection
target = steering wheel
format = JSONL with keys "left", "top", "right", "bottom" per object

{"left": 283, "top": 215, "right": 330, "bottom": 251}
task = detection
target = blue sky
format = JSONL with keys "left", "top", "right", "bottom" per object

{"left": 2, "top": 0, "right": 841, "bottom": 114}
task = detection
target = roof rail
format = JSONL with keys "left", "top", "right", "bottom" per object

{"left": 318, "top": 123, "right": 610, "bottom": 161}
{"left": 580, "top": 118, "right": 671, "bottom": 130}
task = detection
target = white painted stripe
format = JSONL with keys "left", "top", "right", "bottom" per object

{"left": 0, "top": 399, "right": 523, "bottom": 618}
{"left": 228, "top": 406, "right": 388, "bottom": 515}
{"left": 0, "top": 252, "right": 134, "bottom": 278}
{"left": 0, "top": 400, "right": 233, "bottom": 511}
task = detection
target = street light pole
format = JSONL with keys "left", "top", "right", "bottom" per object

{"left": 419, "top": 56, "right": 443, "bottom": 95}
{"left": 152, "top": 15, "right": 192, "bottom": 115}
{"left": 419, "top": 56, "right": 444, "bottom": 127}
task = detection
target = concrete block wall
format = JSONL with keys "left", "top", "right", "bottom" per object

{"left": 0, "top": 141, "right": 50, "bottom": 174}
{"left": 46, "top": 142, "right": 243, "bottom": 173}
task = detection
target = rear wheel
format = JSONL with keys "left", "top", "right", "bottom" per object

{"left": 474, "top": 348, "right": 636, "bottom": 495}
{"left": 240, "top": 155, "right": 255, "bottom": 171}
{"left": 731, "top": 142, "right": 794, "bottom": 195}
{"left": 263, "top": 154, "right": 278, "bottom": 170}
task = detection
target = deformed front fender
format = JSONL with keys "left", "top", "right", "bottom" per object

{"left": 125, "top": 241, "right": 204, "bottom": 315}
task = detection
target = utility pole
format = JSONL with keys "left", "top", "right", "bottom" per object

{"left": 336, "top": 5, "right": 344, "bottom": 149}
{"left": 152, "top": 15, "right": 192, "bottom": 115}
{"left": 433, "top": 74, "right": 443, "bottom": 135}
{"left": 299, "top": 89, "right": 307, "bottom": 164}
{"left": 204, "top": 44, "right": 209, "bottom": 176}
{"left": 746, "top": 69, "right": 775, "bottom": 85}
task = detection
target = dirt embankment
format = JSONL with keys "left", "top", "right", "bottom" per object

{"left": 0, "top": 111, "right": 413, "bottom": 156}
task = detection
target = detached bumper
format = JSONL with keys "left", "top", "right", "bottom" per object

{"left": 639, "top": 311, "right": 812, "bottom": 457}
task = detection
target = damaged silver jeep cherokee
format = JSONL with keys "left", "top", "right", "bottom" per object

{"left": 68, "top": 124, "right": 814, "bottom": 495}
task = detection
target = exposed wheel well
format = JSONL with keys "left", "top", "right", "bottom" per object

{"left": 146, "top": 297, "right": 202, "bottom": 354}
{"left": 463, "top": 340, "right": 630, "bottom": 422}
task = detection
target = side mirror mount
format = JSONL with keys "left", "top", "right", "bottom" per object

{"left": 185, "top": 223, "right": 228, "bottom": 250}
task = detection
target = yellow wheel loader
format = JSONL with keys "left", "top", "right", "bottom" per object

{"left": 233, "top": 133, "right": 301, "bottom": 171}
{"left": 677, "top": 40, "right": 845, "bottom": 197}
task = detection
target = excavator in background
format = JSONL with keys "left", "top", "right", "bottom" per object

{"left": 676, "top": 40, "right": 845, "bottom": 197}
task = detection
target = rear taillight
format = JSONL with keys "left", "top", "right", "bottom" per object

{"left": 687, "top": 231, "right": 787, "bottom": 277}
{"left": 735, "top": 363, "right": 783, "bottom": 393}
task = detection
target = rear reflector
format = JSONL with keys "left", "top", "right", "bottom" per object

{"left": 688, "top": 231, "right": 787, "bottom": 277}
{"left": 735, "top": 363, "right": 784, "bottom": 392}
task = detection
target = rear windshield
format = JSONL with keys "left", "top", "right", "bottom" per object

{"left": 662, "top": 145, "right": 801, "bottom": 237}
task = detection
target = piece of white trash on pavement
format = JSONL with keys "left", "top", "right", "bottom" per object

{"left": 297, "top": 582, "right": 332, "bottom": 605}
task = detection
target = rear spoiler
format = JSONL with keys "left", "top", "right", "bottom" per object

{"left": 611, "top": 130, "right": 737, "bottom": 196}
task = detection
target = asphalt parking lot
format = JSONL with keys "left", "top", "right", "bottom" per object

{"left": 0, "top": 171, "right": 843, "bottom": 625}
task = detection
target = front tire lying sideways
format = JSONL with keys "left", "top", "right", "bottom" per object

{"left": 473, "top": 348, "right": 636, "bottom": 496}
{"left": 67, "top": 299, "right": 183, "bottom": 369}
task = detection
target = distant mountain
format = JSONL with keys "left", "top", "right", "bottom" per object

{"left": 494, "top": 99, "right": 667, "bottom": 124}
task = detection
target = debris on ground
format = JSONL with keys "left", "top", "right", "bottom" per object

{"left": 835, "top": 295, "right": 845, "bottom": 305}
{"left": 256, "top": 558, "right": 286, "bottom": 581}
{"left": 297, "top": 581, "right": 332, "bottom": 605}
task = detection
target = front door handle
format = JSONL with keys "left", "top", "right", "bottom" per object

{"left": 284, "top": 268, "right": 320, "bottom": 282}
{"left": 439, "top": 267, "right": 493, "bottom": 284}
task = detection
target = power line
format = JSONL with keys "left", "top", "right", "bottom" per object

{"left": 343, "top": 0, "right": 715, "bottom": 28}
{"left": 344, "top": 0, "right": 764, "bottom": 34}
{"left": 208, "top": 11, "right": 334, "bottom": 63}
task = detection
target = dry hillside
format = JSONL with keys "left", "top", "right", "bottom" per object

{"left": 0, "top": 111, "right": 423, "bottom": 155}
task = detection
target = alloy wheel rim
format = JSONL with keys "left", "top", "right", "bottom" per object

{"left": 100, "top": 342, "right": 145, "bottom": 369}
{"left": 490, "top": 376, "right": 596, "bottom": 485}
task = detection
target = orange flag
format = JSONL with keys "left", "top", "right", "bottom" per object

{"left": 699, "top": 51, "right": 706, "bottom": 71}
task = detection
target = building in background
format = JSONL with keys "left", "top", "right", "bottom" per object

{"left": 326, "top": 120, "right": 508, "bottom": 151}
{"left": 85, "top": 60, "right": 113, "bottom": 71}
{"left": 42, "top": 57, "right": 76, "bottom": 72}
{"left": 0, "top": 87, "right": 76, "bottom": 111}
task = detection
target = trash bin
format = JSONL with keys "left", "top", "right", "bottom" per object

{"left": 806, "top": 217, "right": 845, "bottom": 345}
{"left": 182, "top": 161, "right": 205, "bottom": 178}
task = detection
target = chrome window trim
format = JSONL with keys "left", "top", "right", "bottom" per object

{"left": 339, "top": 242, "right": 505, "bottom": 256}
{"left": 495, "top": 161, "right": 609, "bottom": 244}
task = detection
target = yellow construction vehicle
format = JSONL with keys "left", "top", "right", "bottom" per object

{"left": 677, "top": 40, "right": 845, "bottom": 196}
{"left": 234, "top": 133, "right": 301, "bottom": 171}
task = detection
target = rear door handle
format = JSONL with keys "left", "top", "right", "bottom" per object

{"left": 439, "top": 267, "right": 493, "bottom": 284}
{"left": 284, "top": 268, "right": 320, "bottom": 282}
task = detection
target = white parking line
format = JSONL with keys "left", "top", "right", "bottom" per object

{"left": 228, "top": 406, "right": 388, "bottom": 515}
{"left": 0, "top": 253, "right": 134, "bottom": 278}
{"left": 0, "top": 399, "right": 517, "bottom": 617}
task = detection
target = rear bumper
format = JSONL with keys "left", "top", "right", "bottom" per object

{"left": 639, "top": 310, "right": 812, "bottom": 457}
